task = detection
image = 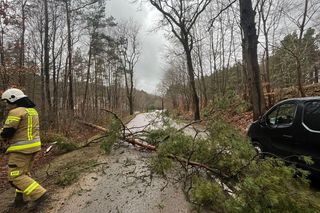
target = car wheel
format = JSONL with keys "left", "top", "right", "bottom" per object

{"left": 252, "top": 141, "right": 264, "bottom": 158}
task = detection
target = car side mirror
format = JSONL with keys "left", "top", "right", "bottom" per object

{"left": 259, "top": 115, "right": 267, "bottom": 126}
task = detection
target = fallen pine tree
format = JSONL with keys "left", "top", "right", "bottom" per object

{"left": 77, "top": 111, "right": 320, "bottom": 212}
{"left": 76, "top": 119, "right": 223, "bottom": 176}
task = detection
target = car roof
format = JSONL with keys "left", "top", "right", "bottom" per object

{"left": 279, "top": 96, "right": 320, "bottom": 103}
{"left": 264, "top": 96, "right": 320, "bottom": 115}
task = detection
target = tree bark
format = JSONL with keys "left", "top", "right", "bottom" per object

{"left": 44, "top": 0, "right": 52, "bottom": 111}
{"left": 184, "top": 45, "right": 200, "bottom": 120}
{"left": 0, "top": 24, "right": 7, "bottom": 90}
{"left": 129, "top": 69, "right": 134, "bottom": 115}
{"left": 296, "top": 59, "right": 305, "bottom": 97}
{"left": 240, "top": 0, "right": 266, "bottom": 120}
{"left": 124, "top": 68, "right": 134, "bottom": 115}
{"left": 83, "top": 40, "right": 92, "bottom": 116}
{"left": 39, "top": 15, "right": 46, "bottom": 118}
{"left": 196, "top": 42, "right": 208, "bottom": 108}
{"left": 260, "top": 0, "right": 273, "bottom": 107}
{"left": 299, "top": 0, "right": 309, "bottom": 41}
{"left": 65, "top": 0, "right": 74, "bottom": 115}
{"left": 263, "top": 37, "right": 272, "bottom": 107}
{"left": 295, "top": 0, "right": 308, "bottom": 97}
{"left": 94, "top": 57, "right": 98, "bottom": 114}
{"left": 51, "top": 3, "right": 59, "bottom": 122}
{"left": 19, "top": 0, "right": 27, "bottom": 87}
{"left": 315, "top": 65, "right": 319, "bottom": 83}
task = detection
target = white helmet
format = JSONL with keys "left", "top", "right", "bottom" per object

{"left": 1, "top": 88, "right": 27, "bottom": 103}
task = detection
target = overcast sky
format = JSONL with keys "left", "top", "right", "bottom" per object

{"left": 105, "top": 0, "right": 168, "bottom": 94}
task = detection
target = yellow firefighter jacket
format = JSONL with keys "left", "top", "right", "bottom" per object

{"left": 3, "top": 107, "right": 41, "bottom": 154}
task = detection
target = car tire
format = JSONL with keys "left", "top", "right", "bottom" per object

{"left": 252, "top": 141, "right": 264, "bottom": 158}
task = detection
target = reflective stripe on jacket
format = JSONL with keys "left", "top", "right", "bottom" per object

{"left": 4, "top": 107, "right": 41, "bottom": 154}
{"left": 6, "top": 139, "right": 41, "bottom": 153}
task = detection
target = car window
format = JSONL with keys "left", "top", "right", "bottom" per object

{"left": 267, "top": 103, "right": 297, "bottom": 127}
{"left": 303, "top": 101, "right": 320, "bottom": 132}
{"left": 276, "top": 104, "right": 296, "bottom": 125}
{"left": 267, "top": 108, "right": 278, "bottom": 126}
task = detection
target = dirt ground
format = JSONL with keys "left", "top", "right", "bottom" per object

{"left": 53, "top": 144, "right": 192, "bottom": 213}
{"left": 0, "top": 143, "right": 193, "bottom": 213}
{"left": 0, "top": 142, "right": 102, "bottom": 212}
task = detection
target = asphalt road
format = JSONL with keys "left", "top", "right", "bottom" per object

{"left": 58, "top": 112, "right": 192, "bottom": 213}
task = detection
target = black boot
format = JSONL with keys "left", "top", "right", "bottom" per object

{"left": 29, "top": 192, "right": 49, "bottom": 210}
{"left": 8, "top": 192, "right": 27, "bottom": 208}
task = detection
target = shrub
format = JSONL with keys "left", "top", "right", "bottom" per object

{"left": 41, "top": 132, "right": 78, "bottom": 153}
{"left": 191, "top": 177, "right": 227, "bottom": 211}
{"left": 150, "top": 155, "right": 173, "bottom": 175}
{"left": 56, "top": 141, "right": 78, "bottom": 153}
{"left": 225, "top": 158, "right": 320, "bottom": 212}
{"left": 211, "top": 92, "right": 251, "bottom": 114}
{"left": 56, "top": 160, "right": 97, "bottom": 186}
{"left": 145, "top": 127, "right": 176, "bottom": 146}
{"left": 41, "top": 132, "right": 67, "bottom": 144}
{"left": 56, "top": 170, "right": 78, "bottom": 187}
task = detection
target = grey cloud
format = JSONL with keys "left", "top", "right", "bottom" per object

{"left": 106, "top": 0, "right": 168, "bottom": 93}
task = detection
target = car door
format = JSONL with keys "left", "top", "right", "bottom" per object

{"left": 301, "top": 100, "right": 320, "bottom": 171}
{"left": 265, "top": 101, "right": 300, "bottom": 157}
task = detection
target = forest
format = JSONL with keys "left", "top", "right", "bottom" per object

{"left": 0, "top": 0, "right": 319, "bottom": 212}
{"left": 0, "top": 0, "right": 319, "bottom": 124}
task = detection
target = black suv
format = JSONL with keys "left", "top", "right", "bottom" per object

{"left": 247, "top": 97, "right": 320, "bottom": 174}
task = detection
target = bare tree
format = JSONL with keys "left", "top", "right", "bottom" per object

{"left": 44, "top": 0, "right": 51, "bottom": 112}
{"left": 258, "top": 0, "right": 283, "bottom": 107}
{"left": 148, "top": 0, "right": 213, "bottom": 120}
{"left": 117, "top": 21, "right": 141, "bottom": 115}
{"left": 19, "top": 0, "right": 27, "bottom": 86}
{"left": 193, "top": 22, "right": 208, "bottom": 108}
{"left": 281, "top": 0, "right": 320, "bottom": 97}
{"left": 82, "top": 0, "right": 108, "bottom": 116}
{"left": 63, "top": 0, "right": 74, "bottom": 114}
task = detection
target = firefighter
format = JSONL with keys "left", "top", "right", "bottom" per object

{"left": 1, "top": 88, "right": 48, "bottom": 209}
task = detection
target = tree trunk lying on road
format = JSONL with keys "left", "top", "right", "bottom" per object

{"left": 77, "top": 119, "right": 109, "bottom": 132}
{"left": 77, "top": 120, "right": 156, "bottom": 150}
{"left": 77, "top": 120, "right": 228, "bottom": 181}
